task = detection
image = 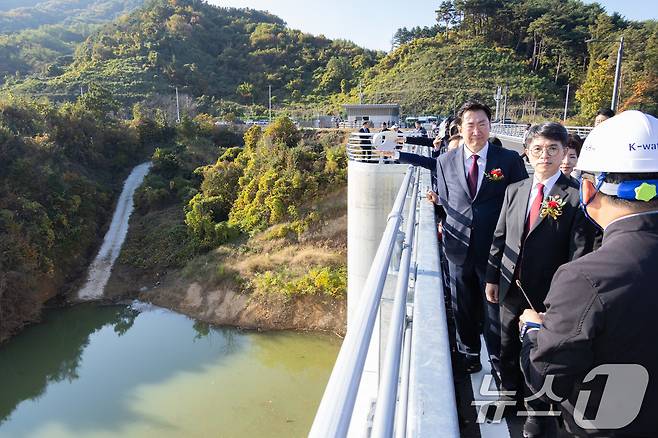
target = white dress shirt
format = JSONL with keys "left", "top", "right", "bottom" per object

{"left": 463, "top": 142, "right": 489, "bottom": 193}
{"left": 525, "top": 170, "right": 562, "bottom": 219}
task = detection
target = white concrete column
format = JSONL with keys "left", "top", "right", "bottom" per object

{"left": 346, "top": 160, "right": 408, "bottom": 437}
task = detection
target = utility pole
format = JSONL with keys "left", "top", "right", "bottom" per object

{"left": 175, "top": 87, "right": 181, "bottom": 123}
{"left": 493, "top": 86, "right": 502, "bottom": 121}
{"left": 502, "top": 85, "right": 508, "bottom": 122}
{"left": 359, "top": 81, "right": 363, "bottom": 104}
{"left": 268, "top": 85, "right": 272, "bottom": 122}
{"left": 563, "top": 84, "right": 570, "bottom": 122}
{"left": 80, "top": 86, "right": 84, "bottom": 97}
{"left": 611, "top": 35, "right": 624, "bottom": 112}
{"left": 585, "top": 36, "right": 624, "bottom": 112}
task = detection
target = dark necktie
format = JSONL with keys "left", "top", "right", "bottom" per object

{"left": 525, "top": 182, "right": 545, "bottom": 236}
{"left": 467, "top": 154, "right": 479, "bottom": 199}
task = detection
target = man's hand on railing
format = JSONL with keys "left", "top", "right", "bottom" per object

{"left": 485, "top": 283, "right": 499, "bottom": 304}
{"left": 375, "top": 150, "right": 394, "bottom": 158}
{"left": 426, "top": 190, "right": 439, "bottom": 204}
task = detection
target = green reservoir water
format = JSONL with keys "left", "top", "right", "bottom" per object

{"left": 0, "top": 303, "right": 340, "bottom": 438}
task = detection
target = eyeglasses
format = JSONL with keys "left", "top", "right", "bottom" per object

{"left": 527, "top": 145, "right": 562, "bottom": 158}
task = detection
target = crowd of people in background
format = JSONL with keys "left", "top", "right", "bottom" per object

{"left": 364, "top": 101, "right": 658, "bottom": 438}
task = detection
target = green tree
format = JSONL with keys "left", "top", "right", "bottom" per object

{"left": 263, "top": 116, "right": 300, "bottom": 148}
{"left": 436, "top": 1, "right": 456, "bottom": 38}
{"left": 237, "top": 82, "right": 254, "bottom": 104}
{"left": 77, "top": 83, "right": 119, "bottom": 118}
{"left": 576, "top": 58, "right": 613, "bottom": 121}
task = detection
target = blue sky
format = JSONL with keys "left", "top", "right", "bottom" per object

{"left": 208, "top": 1, "right": 657, "bottom": 52}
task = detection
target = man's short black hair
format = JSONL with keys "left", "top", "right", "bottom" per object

{"left": 597, "top": 108, "right": 616, "bottom": 118}
{"left": 457, "top": 100, "right": 492, "bottom": 121}
{"left": 524, "top": 122, "right": 568, "bottom": 148}
{"left": 602, "top": 172, "right": 658, "bottom": 210}
{"left": 362, "top": 121, "right": 369, "bottom": 126}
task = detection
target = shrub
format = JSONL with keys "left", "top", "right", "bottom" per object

{"left": 251, "top": 266, "right": 347, "bottom": 298}
{"left": 263, "top": 115, "right": 300, "bottom": 148}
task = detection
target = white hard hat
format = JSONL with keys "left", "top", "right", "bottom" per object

{"left": 577, "top": 110, "right": 658, "bottom": 173}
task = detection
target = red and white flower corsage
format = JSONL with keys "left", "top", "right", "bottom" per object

{"left": 540, "top": 195, "right": 566, "bottom": 219}
{"left": 485, "top": 168, "right": 504, "bottom": 181}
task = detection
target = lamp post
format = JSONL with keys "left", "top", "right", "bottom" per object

{"left": 585, "top": 36, "right": 624, "bottom": 112}
{"left": 611, "top": 36, "right": 624, "bottom": 112}
{"left": 563, "top": 83, "right": 570, "bottom": 122}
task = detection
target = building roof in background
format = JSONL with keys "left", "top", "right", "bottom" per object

{"left": 343, "top": 104, "right": 400, "bottom": 110}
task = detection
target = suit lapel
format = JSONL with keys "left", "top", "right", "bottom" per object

{"left": 528, "top": 173, "right": 570, "bottom": 236}
{"left": 452, "top": 145, "right": 471, "bottom": 198}
{"left": 475, "top": 144, "right": 499, "bottom": 201}
{"left": 516, "top": 178, "right": 533, "bottom": 238}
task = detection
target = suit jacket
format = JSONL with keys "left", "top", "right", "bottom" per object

{"left": 521, "top": 212, "right": 658, "bottom": 436}
{"left": 399, "top": 144, "right": 528, "bottom": 266}
{"left": 405, "top": 136, "right": 434, "bottom": 148}
{"left": 486, "top": 173, "right": 593, "bottom": 306}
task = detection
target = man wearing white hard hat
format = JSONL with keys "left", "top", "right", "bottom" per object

{"left": 519, "top": 110, "right": 658, "bottom": 437}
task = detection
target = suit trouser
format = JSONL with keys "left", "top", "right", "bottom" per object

{"left": 448, "top": 258, "right": 501, "bottom": 360}
{"left": 500, "top": 285, "right": 549, "bottom": 410}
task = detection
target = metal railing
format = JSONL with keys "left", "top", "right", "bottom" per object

{"left": 308, "top": 166, "right": 415, "bottom": 437}
{"left": 491, "top": 123, "right": 594, "bottom": 141}
{"left": 310, "top": 142, "right": 458, "bottom": 438}
{"left": 370, "top": 163, "right": 419, "bottom": 438}
{"left": 339, "top": 121, "right": 360, "bottom": 129}
{"left": 345, "top": 133, "right": 429, "bottom": 163}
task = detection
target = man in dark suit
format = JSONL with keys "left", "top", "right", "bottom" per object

{"left": 382, "top": 101, "right": 528, "bottom": 372}
{"left": 358, "top": 121, "right": 370, "bottom": 133}
{"left": 413, "top": 120, "right": 427, "bottom": 137}
{"left": 485, "top": 122, "right": 593, "bottom": 436}
{"left": 520, "top": 110, "right": 658, "bottom": 437}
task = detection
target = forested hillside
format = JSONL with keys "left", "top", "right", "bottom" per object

{"left": 8, "top": 0, "right": 380, "bottom": 119}
{"left": 0, "top": 91, "right": 161, "bottom": 342}
{"left": 381, "top": 0, "right": 658, "bottom": 120}
{"left": 0, "top": 0, "right": 146, "bottom": 90}
{"left": 363, "top": 38, "right": 556, "bottom": 117}
{"left": 110, "top": 117, "right": 349, "bottom": 331}
{"left": 0, "top": 0, "right": 145, "bottom": 33}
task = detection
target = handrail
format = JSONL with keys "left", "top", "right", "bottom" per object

{"left": 491, "top": 123, "right": 593, "bottom": 140}
{"left": 345, "top": 133, "right": 430, "bottom": 163}
{"left": 370, "top": 161, "right": 420, "bottom": 438}
{"left": 407, "top": 169, "right": 460, "bottom": 437}
{"left": 394, "top": 320, "right": 413, "bottom": 438}
{"left": 308, "top": 167, "right": 416, "bottom": 438}
{"left": 311, "top": 144, "right": 459, "bottom": 437}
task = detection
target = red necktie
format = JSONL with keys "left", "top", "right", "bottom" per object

{"left": 525, "top": 182, "right": 545, "bottom": 235}
{"left": 467, "top": 154, "right": 479, "bottom": 199}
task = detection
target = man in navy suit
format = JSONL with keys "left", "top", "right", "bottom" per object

{"left": 383, "top": 101, "right": 528, "bottom": 372}
{"left": 485, "top": 122, "right": 593, "bottom": 435}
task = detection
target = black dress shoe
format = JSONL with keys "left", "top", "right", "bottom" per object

{"left": 523, "top": 415, "right": 548, "bottom": 438}
{"left": 484, "top": 395, "right": 520, "bottom": 422}
{"left": 464, "top": 355, "right": 482, "bottom": 373}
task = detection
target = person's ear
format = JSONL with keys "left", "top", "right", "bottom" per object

{"left": 582, "top": 179, "right": 598, "bottom": 205}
